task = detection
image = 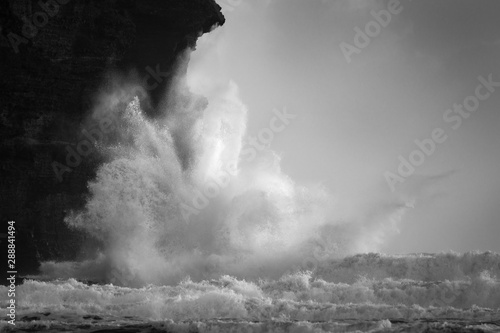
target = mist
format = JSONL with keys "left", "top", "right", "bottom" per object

{"left": 32, "top": 19, "right": 416, "bottom": 287}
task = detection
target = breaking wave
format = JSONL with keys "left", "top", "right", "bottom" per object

{"left": 32, "top": 25, "right": 415, "bottom": 286}
{"left": 30, "top": 252, "right": 500, "bottom": 310}
{"left": 2, "top": 253, "right": 500, "bottom": 331}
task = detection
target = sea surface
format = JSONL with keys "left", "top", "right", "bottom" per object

{"left": 2, "top": 252, "right": 500, "bottom": 332}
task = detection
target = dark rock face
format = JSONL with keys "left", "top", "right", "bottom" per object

{"left": 0, "top": 0, "right": 224, "bottom": 277}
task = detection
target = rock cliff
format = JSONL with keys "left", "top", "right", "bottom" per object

{"left": 0, "top": 0, "right": 224, "bottom": 277}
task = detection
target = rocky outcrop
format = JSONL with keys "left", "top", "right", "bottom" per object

{"left": 0, "top": 0, "right": 224, "bottom": 277}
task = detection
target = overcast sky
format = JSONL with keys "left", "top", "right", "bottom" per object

{"left": 210, "top": 0, "right": 500, "bottom": 254}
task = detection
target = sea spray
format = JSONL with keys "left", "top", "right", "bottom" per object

{"left": 42, "top": 24, "right": 414, "bottom": 287}
{"left": 8, "top": 253, "right": 500, "bottom": 322}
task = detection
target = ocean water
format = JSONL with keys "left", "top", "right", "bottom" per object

{"left": 2, "top": 252, "right": 500, "bottom": 332}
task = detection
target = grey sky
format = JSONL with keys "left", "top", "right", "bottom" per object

{"left": 214, "top": 0, "right": 500, "bottom": 253}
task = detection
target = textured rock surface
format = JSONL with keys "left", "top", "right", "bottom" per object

{"left": 0, "top": 0, "right": 224, "bottom": 277}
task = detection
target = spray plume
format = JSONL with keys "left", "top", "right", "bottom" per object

{"left": 41, "top": 24, "right": 412, "bottom": 287}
